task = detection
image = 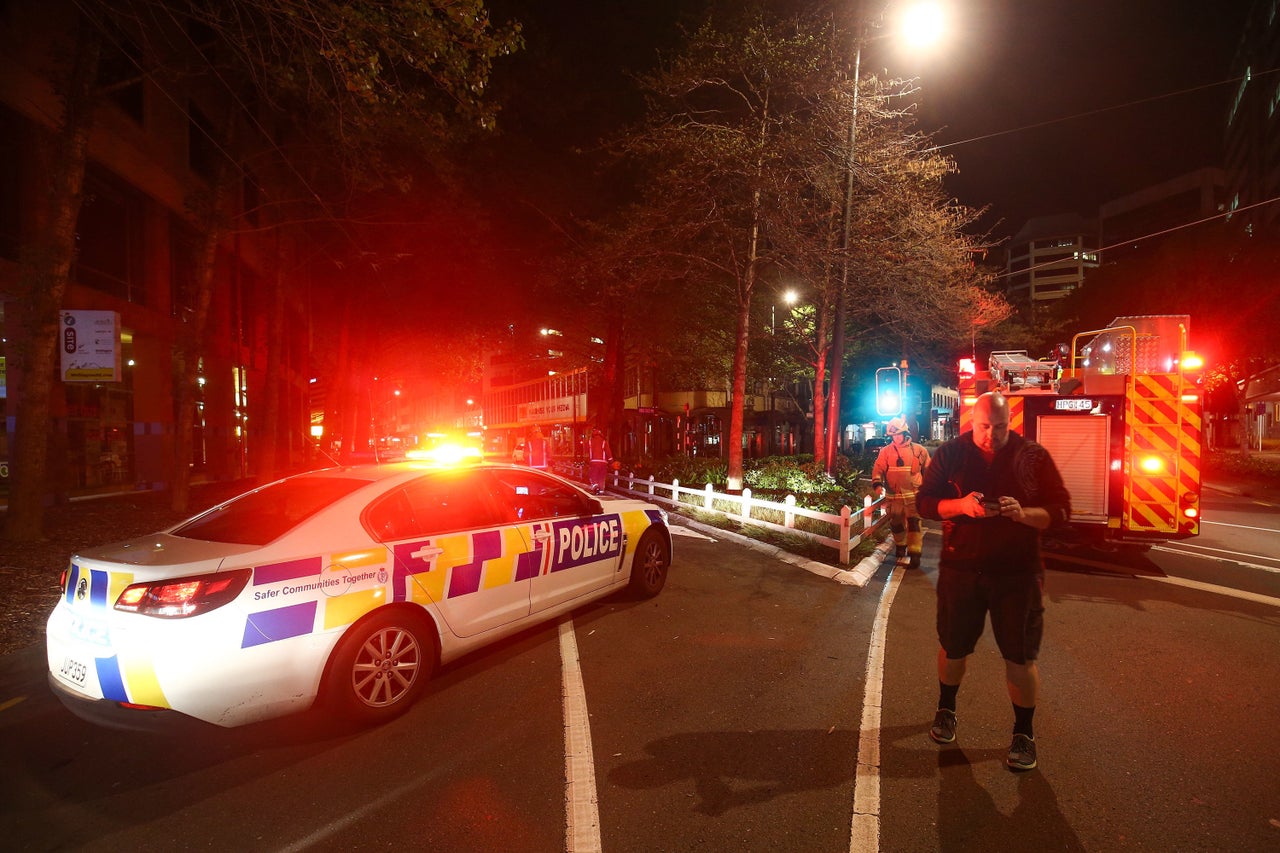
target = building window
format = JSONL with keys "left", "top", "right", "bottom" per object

{"left": 100, "top": 37, "right": 145, "bottom": 124}
{"left": 170, "top": 222, "right": 198, "bottom": 318}
{"left": 75, "top": 169, "right": 146, "bottom": 304}
{"left": 189, "top": 104, "right": 219, "bottom": 179}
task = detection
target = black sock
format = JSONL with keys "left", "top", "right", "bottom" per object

{"left": 1013, "top": 703, "right": 1035, "bottom": 738}
{"left": 938, "top": 682, "right": 959, "bottom": 712}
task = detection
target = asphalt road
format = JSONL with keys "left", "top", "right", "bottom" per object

{"left": 1, "top": 491, "right": 1277, "bottom": 852}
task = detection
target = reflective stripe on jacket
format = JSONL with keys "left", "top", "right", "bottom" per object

{"left": 589, "top": 435, "right": 612, "bottom": 463}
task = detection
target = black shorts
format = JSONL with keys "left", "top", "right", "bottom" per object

{"left": 936, "top": 568, "right": 1044, "bottom": 665}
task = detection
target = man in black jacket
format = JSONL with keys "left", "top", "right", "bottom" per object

{"left": 916, "top": 392, "right": 1071, "bottom": 771}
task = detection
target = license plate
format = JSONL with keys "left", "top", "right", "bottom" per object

{"left": 58, "top": 656, "right": 89, "bottom": 687}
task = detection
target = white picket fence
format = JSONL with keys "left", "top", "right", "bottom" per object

{"left": 605, "top": 470, "right": 888, "bottom": 565}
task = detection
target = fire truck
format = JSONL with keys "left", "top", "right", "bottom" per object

{"left": 957, "top": 315, "right": 1204, "bottom": 549}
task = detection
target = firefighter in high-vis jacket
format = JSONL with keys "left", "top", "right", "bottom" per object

{"left": 587, "top": 427, "right": 614, "bottom": 494}
{"left": 871, "top": 417, "right": 931, "bottom": 568}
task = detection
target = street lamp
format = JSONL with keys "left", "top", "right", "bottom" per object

{"left": 896, "top": 2, "right": 947, "bottom": 49}
{"left": 825, "top": 1, "right": 946, "bottom": 467}
{"left": 772, "top": 288, "right": 799, "bottom": 334}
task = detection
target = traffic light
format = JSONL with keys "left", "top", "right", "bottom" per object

{"left": 875, "top": 366, "right": 903, "bottom": 417}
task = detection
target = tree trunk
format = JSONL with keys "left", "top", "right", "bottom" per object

{"left": 812, "top": 304, "right": 830, "bottom": 470}
{"left": 726, "top": 283, "right": 753, "bottom": 491}
{"left": 826, "top": 39, "right": 863, "bottom": 475}
{"left": 322, "top": 298, "right": 351, "bottom": 462}
{"left": 601, "top": 313, "right": 626, "bottom": 451}
{"left": 171, "top": 118, "right": 237, "bottom": 514}
{"left": 726, "top": 99, "right": 770, "bottom": 491}
{"left": 258, "top": 245, "right": 286, "bottom": 483}
{"left": 4, "top": 23, "right": 100, "bottom": 542}
{"left": 824, "top": 286, "right": 846, "bottom": 469}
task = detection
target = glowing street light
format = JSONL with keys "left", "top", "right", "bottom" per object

{"left": 896, "top": 2, "right": 947, "bottom": 49}
{"left": 772, "top": 288, "right": 800, "bottom": 334}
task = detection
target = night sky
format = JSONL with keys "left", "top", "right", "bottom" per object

{"left": 487, "top": 0, "right": 1250, "bottom": 241}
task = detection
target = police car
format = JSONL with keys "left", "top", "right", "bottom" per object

{"left": 46, "top": 462, "right": 671, "bottom": 729}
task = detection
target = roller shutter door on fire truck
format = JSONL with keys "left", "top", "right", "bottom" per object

{"left": 1036, "top": 415, "right": 1108, "bottom": 523}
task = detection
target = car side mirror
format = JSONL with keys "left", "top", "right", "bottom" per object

{"left": 584, "top": 497, "right": 603, "bottom": 516}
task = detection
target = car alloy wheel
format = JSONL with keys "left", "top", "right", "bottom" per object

{"left": 328, "top": 611, "right": 433, "bottom": 724}
{"left": 628, "top": 529, "right": 670, "bottom": 598}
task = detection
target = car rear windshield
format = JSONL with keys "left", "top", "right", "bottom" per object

{"left": 171, "top": 476, "right": 374, "bottom": 546}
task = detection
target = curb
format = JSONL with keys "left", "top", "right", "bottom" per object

{"left": 668, "top": 514, "right": 893, "bottom": 588}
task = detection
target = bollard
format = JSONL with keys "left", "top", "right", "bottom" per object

{"left": 839, "top": 505, "right": 853, "bottom": 565}
{"left": 741, "top": 487, "right": 752, "bottom": 521}
{"left": 704, "top": 483, "right": 714, "bottom": 510}
{"left": 672, "top": 478, "right": 680, "bottom": 504}
{"left": 784, "top": 494, "right": 796, "bottom": 528}
{"left": 863, "top": 493, "right": 874, "bottom": 529}
{"left": 648, "top": 474, "right": 655, "bottom": 496}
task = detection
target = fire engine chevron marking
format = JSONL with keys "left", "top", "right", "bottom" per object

{"left": 1132, "top": 395, "right": 1179, "bottom": 427}
{"left": 1008, "top": 397, "right": 1024, "bottom": 434}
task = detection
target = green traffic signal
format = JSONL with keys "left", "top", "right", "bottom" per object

{"left": 875, "top": 366, "right": 903, "bottom": 417}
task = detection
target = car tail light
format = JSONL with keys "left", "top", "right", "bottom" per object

{"left": 115, "top": 569, "right": 251, "bottom": 618}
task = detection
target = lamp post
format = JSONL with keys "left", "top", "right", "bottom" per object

{"left": 824, "top": 1, "right": 945, "bottom": 469}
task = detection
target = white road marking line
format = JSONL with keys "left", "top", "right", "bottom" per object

{"left": 1200, "top": 519, "right": 1280, "bottom": 533}
{"left": 560, "top": 619, "right": 602, "bottom": 853}
{"left": 1152, "top": 544, "right": 1280, "bottom": 573}
{"left": 276, "top": 770, "right": 445, "bottom": 852}
{"left": 1143, "top": 574, "right": 1280, "bottom": 606}
{"left": 849, "top": 563, "right": 905, "bottom": 853}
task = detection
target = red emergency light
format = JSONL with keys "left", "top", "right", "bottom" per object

{"left": 957, "top": 358, "right": 976, "bottom": 380}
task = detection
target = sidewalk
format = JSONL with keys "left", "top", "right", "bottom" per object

{"left": 1203, "top": 449, "right": 1280, "bottom": 503}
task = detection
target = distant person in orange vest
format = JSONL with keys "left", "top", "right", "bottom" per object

{"left": 871, "top": 416, "right": 931, "bottom": 568}
{"left": 587, "top": 427, "right": 614, "bottom": 494}
{"left": 523, "top": 426, "right": 549, "bottom": 470}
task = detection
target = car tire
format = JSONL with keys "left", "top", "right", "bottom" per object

{"left": 325, "top": 609, "right": 435, "bottom": 725}
{"left": 628, "top": 528, "right": 670, "bottom": 598}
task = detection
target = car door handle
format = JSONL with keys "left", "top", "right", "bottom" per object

{"left": 410, "top": 545, "right": 444, "bottom": 561}
{"left": 531, "top": 529, "right": 552, "bottom": 543}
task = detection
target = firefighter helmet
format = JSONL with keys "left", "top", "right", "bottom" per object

{"left": 886, "top": 417, "right": 910, "bottom": 436}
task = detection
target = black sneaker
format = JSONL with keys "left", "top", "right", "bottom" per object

{"left": 929, "top": 708, "right": 957, "bottom": 744}
{"left": 1007, "top": 733, "right": 1037, "bottom": 771}
{"left": 895, "top": 545, "right": 908, "bottom": 563}
{"left": 908, "top": 554, "right": 921, "bottom": 569}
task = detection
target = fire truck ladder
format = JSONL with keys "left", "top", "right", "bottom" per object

{"left": 988, "top": 351, "right": 1057, "bottom": 392}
